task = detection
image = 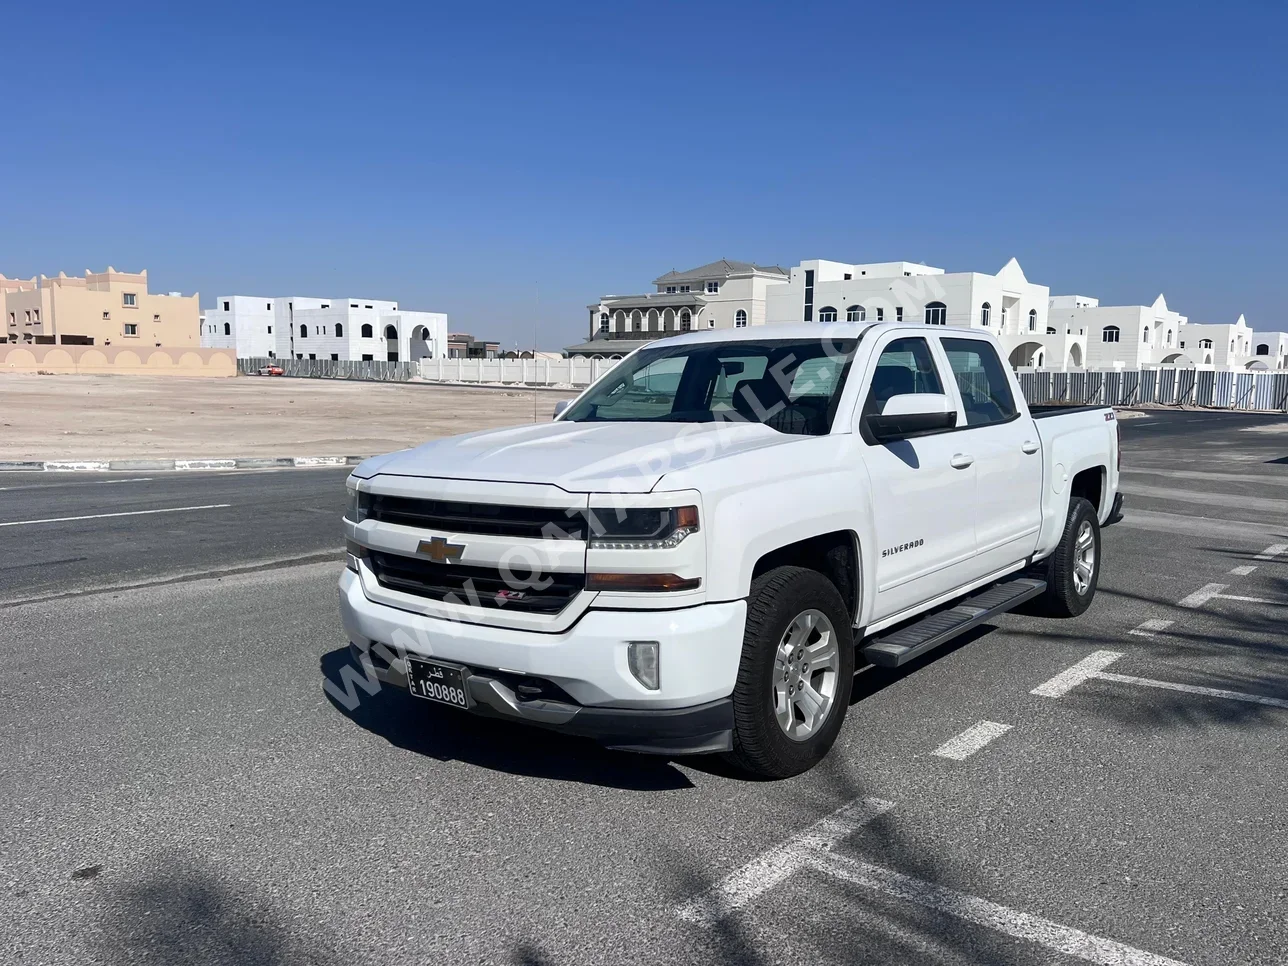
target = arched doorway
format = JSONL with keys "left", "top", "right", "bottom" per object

{"left": 1007, "top": 342, "right": 1044, "bottom": 368}
{"left": 384, "top": 323, "right": 399, "bottom": 362}
{"left": 410, "top": 325, "right": 434, "bottom": 361}
{"left": 1068, "top": 344, "right": 1083, "bottom": 368}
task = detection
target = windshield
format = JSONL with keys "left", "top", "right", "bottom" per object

{"left": 561, "top": 339, "right": 858, "bottom": 436}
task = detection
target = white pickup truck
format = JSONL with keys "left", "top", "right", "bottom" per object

{"left": 340, "top": 323, "right": 1122, "bottom": 777}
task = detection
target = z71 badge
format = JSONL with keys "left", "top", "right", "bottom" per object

{"left": 882, "top": 538, "right": 925, "bottom": 558}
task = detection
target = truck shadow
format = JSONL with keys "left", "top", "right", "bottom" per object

{"left": 319, "top": 647, "right": 696, "bottom": 791}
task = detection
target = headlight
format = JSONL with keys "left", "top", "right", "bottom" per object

{"left": 587, "top": 505, "right": 699, "bottom": 549}
{"left": 345, "top": 487, "right": 371, "bottom": 523}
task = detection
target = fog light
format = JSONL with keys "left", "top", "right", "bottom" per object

{"left": 627, "top": 641, "right": 660, "bottom": 691}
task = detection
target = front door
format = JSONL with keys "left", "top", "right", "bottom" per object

{"left": 858, "top": 334, "right": 978, "bottom": 622}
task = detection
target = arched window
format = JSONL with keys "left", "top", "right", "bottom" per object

{"left": 735, "top": 309, "right": 747, "bottom": 328}
{"left": 335, "top": 323, "right": 343, "bottom": 338}
{"left": 599, "top": 313, "right": 609, "bottom": 333}
{"left": 299, "top": 324, "right": 307, "bottom": 338}
{"left": 1230, "top": 340, "right": 1235, "bottom": 352}
{"left": 1047, "top": 327, "right": 1057, "bottom": 335}
{"left": 1198, "top": 338, "right": 1212, "bottom": 349}
{"left": 1166, "top": 329, "right": 1173, "bottom": 346}
{"left": 846, "top": 305, "right": 864, "bottom": 322}
{"left": 361, "top": 323, "right": 373, "bottom": 338}
{"left": 980, "top": 302, "right": 991, "bottom": 327}
{"left": 1256, "top": 343, "right": 1270, "bottom": 355}
{"left": 924, "top": 301, "right": 946, "bottom": 325}
{"left": 223, "top": 322, "right": 231, "bottom": 336}
{"left": 384, "top": 325, "right": 398, "bottom": 340}
{"left": 1028, "top": 309, "right": 1038, "bottom": 332}
{"left": 680, "top": 310, "right": 691, "bottom": 331}
{"left": 817, "top": 306, "right": 837, "bottom": 323}
{"left": 1101, "top": 326, "right": 1120, "bottom": 343}
{"left": 1143, "top": 329, "right": 1150, "bottom": 344}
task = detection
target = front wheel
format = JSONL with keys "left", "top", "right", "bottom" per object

{"left": 725, "top": 566, "right": 855, "bottom": 779}
{"left": 1028, "top": 497, "right": 1100, "bottom": 618}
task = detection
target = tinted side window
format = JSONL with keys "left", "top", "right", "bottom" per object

{"left": 862, "top": 337, "right": 943, "bottom": 417}
{"left": 940, "top": 338, "right": 1018, "bottom": 426}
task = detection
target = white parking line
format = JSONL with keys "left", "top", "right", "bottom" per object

{"left": 1176, "top": 583, "right": 1227, "bottom": 608}
{"left": 1029, "top": 651, "right": 1124, "bottom": 698}
{"left": 1253, "top": 543, "right": 1287, "bottom": 560}
{"left": 678, "top": 796, "right": 1192, "bottom": 966}
{"left": 676, "top": 797, "right": 894, "bottom": 925}
{"left": 933, "top": 721, "right": 1012, "bottom": 760}
{"left": 812, "top": 851, "right": 1191, "bottom": 966}
{"left": 0, "top": 504, "right": 232, "bottom": 528}
{"left": 1094, "top": 672, "right": 1288, "bottom": 710}
{"left": 1129, "top": 619, "right": 1173, "bottom": 637}
{"left": 1033, "top": 651, "right": 1288, "bottom": 710}
{"left": 1228, "top": 565, "right": 1258, "bottom": 576}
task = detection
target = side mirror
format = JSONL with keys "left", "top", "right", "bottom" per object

{"left": 553, "top": 399, "right": 572, "bottom": 420}
{"left": 863, "top": 393, "right": 956, "bottom": 443}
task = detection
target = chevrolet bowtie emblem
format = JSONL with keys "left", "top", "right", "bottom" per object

{"left": 417, "top": 536, "right": 465, "bottom": 563}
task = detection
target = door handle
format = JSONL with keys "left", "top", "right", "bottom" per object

{"left": 950, "top": 453, "right": 975, "bottom": 469}
{"left": 1021, "top": 440, "right": 1040, "bottom": 454}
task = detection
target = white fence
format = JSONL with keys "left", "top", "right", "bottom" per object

{"left": 417, "top": 357, "right": 620, "bottom": 387}
{"left": 239, "top": 355, "right": 1288, "bottom": 412}
{"left": 1016, "top": 369, "right": 1288, "bottom": 412}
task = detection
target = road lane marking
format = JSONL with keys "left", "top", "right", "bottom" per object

{"left": 0, "top": 477, "right": 154, "bottom": 492}
{"left": 1228, "top": 565, "right": 1258, "bottom": 576}
{"left": 1129, "top": 619, "right": 1173, "bottom": 637}
{"left": 679, "top": 797, "right": 1193, "bottom": 966}
{"left": 933, "top": 721, "right": 1012, "bottom": 760}
{"left": 1176, "top": 584, "right": 1227, "bottom": 608}
{"left": 1211, "top": 594, "right": 1282, "bottom": 605}
{"left": 1254, "top": 543, "right": 1287, "bottom": 560}
{"left": 1030, "top": 651, "right": 1124, "bottom": 698}
{"left": 1094, "top": 672, "right": 1288, "bottom": 710}
{"left": 1034, "top": 651, "right": 1288, "bottom": 710}
{"left": 675, "top": 797, "right": 894, "bottom": 925}
{"left": 0, "top": 504, "right": 232, "bottom": 528}
{"left": 810, "top": 851, "right": 1193, "bottom": 966}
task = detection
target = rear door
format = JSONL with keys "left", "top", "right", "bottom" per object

{"left": 858, "top": 333, "right": 979, "bottom": 622}
{"left": 936, "top": 336, "right": 1043, "bottom": 572}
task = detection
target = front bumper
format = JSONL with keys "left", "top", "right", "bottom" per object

{"left": 338, "top": 569, "right": 746, "bottom": 755}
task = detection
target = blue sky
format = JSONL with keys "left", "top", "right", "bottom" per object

{"left": 1, "top": 0, "right": 1284, "bottom": 348}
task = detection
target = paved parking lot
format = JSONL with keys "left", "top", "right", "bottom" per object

{"left": 1, "top": 409, "right": 1285, "bottom": 965}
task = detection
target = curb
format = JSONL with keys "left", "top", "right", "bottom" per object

{"left": 0, "top": 456, "right": 371, "bottom": 473}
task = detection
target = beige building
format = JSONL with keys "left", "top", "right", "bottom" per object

{"left": 2, "top": 267, "right": 199, "bottom": 348}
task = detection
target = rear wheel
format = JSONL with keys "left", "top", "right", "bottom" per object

{"left": 726, "top": 566, "right": 855, "bottom": 779}
{"left": 1029, "top": 497, "right": 1100, "bottom": 618}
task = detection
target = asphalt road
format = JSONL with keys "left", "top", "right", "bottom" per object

{"left": 1, "top": 409, "right": 1286, "bottom": 966}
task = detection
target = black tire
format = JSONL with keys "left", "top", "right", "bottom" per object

{"left": 1027, "top": 497, "right": 1100, "bottom": 618}
{"left": 725, "top": 566, "right": 855, "bottom": 779}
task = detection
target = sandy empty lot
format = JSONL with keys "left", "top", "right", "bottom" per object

{"left": 0, "top": 374, "right": 577, "bottom": 460}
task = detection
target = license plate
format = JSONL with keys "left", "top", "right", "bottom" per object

{"left": 406, "top": 657, "right": 471, "bottom": 709}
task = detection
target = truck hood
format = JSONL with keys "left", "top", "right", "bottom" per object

{"left": 351, "top": 420, "right": 802, "bottom": 493}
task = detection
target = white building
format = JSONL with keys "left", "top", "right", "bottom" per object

{"left": 764, "top": 257, "right": 1065, "bottom": 367}
{"left": 202, "top": 295, "right": 447, "bottom": 362}
{"left": 1049, "top": 293, "right": 1188, "bottom": 369}
{"left": 568, "top": 260, "right": 789, "bottom": 357}
{"left": 1251, "top": 331, "right": 1288, "bottom": 370}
